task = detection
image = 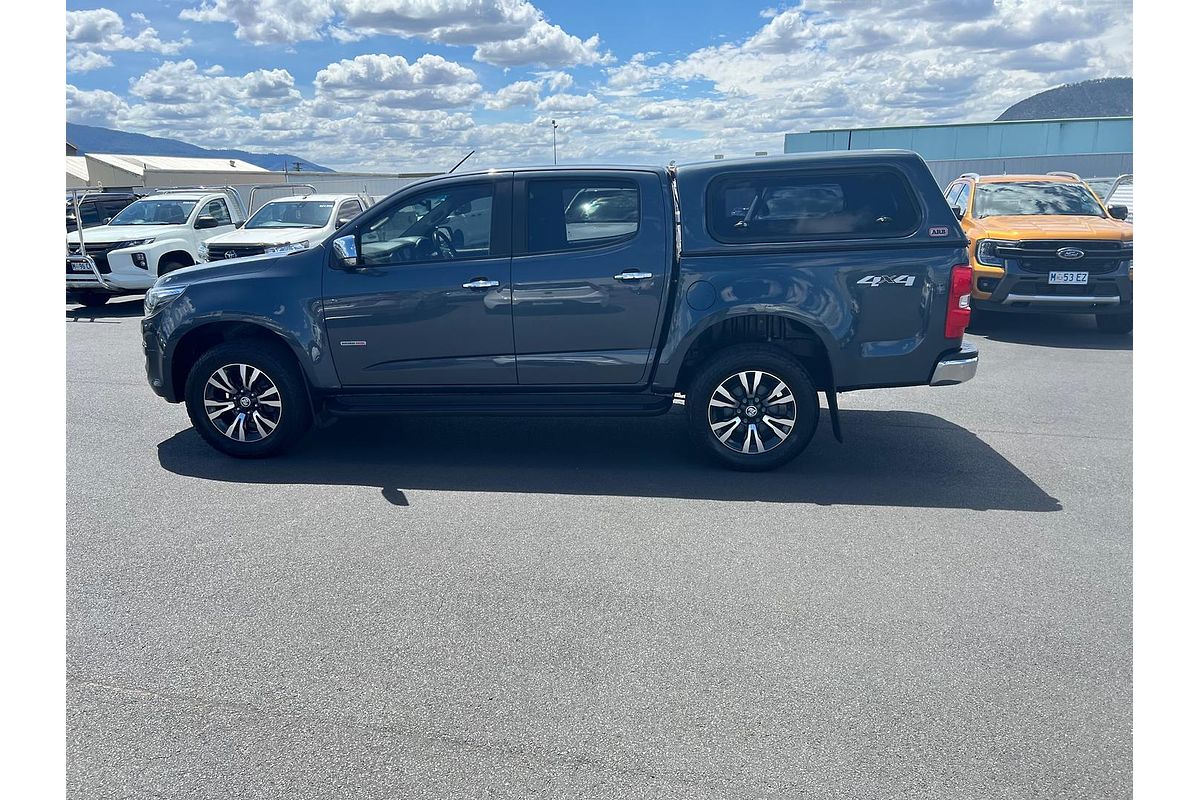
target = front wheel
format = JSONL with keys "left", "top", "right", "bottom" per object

{"left": 184, "top": 341, "right": 312, "bottom": 458}
{"left": 686, "top": 345, "right": 820, "bottom": 471}
{"left": 1097, "top": 311, "right": 1133, "bottom": 334}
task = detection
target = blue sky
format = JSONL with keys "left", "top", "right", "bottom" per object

{"left": 66, "top": 1, "right": 1132, "bottom": 171}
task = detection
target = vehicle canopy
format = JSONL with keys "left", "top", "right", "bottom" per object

{"left": 673, "top": 150, "right": 965, "bottom": 252}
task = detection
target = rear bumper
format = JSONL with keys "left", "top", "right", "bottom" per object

{"left": 930, "top": 341, "right": 978, "bottom": 386}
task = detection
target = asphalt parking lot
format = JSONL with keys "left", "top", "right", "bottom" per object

{"left": 66, "top": 298, "right": 1131, "bottom": 799}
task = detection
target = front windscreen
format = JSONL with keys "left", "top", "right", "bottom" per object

{"left": 246, "top": 201, "right": 335, "bottom": 229}
{"left": 109, "top": 199, "right": 198, "bottom": 226}
{"left": 972, "top": 182, "right": 1105, "bottom": 218}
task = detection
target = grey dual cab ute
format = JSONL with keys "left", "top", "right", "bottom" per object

{"left": 142, "top": 151, "right": 978, "bottom": 470}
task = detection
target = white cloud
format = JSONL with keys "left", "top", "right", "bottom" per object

{"left": 181, "top": 1, "right": 335, "bottom": 45}
{"left": 178, "top": 0, "right": 608, "bottom": 67}
{"left": 313, "top": 53, "right": 482, "bottom": 109}
{"left": 66, "top": 84, "right": 130, "bottom": 126}
{"left": 474, "top": 20, "right": 608, "bottom": 67}
{"left": 66, "top": 8, "right": 188, "bottom": 55}
{"left": 535, "top": 93, "right": 600, "bottom": 113}
{"left": 66, "top": 51, "right": 114, "bottom": 73}
{"left": 485, "top": 80, "right": 543, "bottom": 110}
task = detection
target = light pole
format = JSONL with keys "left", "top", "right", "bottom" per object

{"left": 552, "top": 119, "right": 558, "bottom": 165}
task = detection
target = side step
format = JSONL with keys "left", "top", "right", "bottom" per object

{"left": 323, "top": 391, "right": 675, "bottom": 417}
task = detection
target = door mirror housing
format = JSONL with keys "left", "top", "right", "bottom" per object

{"left": 234, "top": 220, "right": 245, "bottom": 229}
{"left": 952, "top": 206, "right": 964, "bottom": 220}
{"left": 102, "top": 217, "right": 112, "bottom": 225}
{"left": 331, "top": 234, "right": 359, "bottom": 268}
{"left": 1108, "top": 204, "right": 1129, "bottom": 221}
{"left": 195, "top": 215, "right": 219, "bottom": 229}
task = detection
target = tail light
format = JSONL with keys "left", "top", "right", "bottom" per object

{"left": 945, "top": 264, "right": 972, "bottom": 339}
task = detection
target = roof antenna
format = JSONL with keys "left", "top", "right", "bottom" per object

{"left": 448, "top": 150, "right": 475, "bottom": 174}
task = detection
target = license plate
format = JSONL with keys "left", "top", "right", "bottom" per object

{"left": 70, "top": 262, "right": 93, "bottom": 273}
{"left": 1049, "top": 271, "right": 1089, "bottom": 285}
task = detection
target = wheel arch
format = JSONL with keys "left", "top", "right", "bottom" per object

{"left": 667, "top": 311, "right": 836, "bottom": 395}
{"left": 168, "top": 320, "right": 309, "bottom": 404}
{"left": 157, "top": 249, "right": 195, "bottom": 273}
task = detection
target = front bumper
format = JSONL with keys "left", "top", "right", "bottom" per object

{"left": 930, "top": 341, "right": 978, "bottom": 386}
{"left": 142, "top": 316, "right": 171, "bottom": 400}
{"left": 66, "top": 253, "right": 153, "bottom": 294}
{"left": 973, "top": 265, "right": 1132, "bottom": 315}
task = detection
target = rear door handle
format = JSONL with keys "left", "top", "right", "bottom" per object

{"left": 462, "top": 279, "right": 500, "bottom": 289}
{"left": 614, "top": 271, "right": 653, "bottom": 281}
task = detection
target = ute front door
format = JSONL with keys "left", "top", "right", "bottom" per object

{"left": 323, "top": 175, "right": 516, "bottom": 386}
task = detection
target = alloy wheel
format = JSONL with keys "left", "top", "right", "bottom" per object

{"left": 202, "top": 363, "right": 282, "bottom": 442}
{"left": 707, "top": 370, "right": 797, "bottom": 454}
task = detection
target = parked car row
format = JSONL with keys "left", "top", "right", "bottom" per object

{"left": 65, "top": 187, "right": 372, "bottom": 307}
{"left": 944, "top": 170, "right": 1133, "bottom": 333}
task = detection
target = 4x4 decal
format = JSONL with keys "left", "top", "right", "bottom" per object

{"left": 857, "top": 274, "right": 917, "bottom": 287}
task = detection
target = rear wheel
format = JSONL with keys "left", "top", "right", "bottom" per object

{"left": 1097, "top": 311, "right": 1133, "bottom": 334}
{"left": 184, "top": 340, "right": 312, "bottom": 458}
{"left": 686, "top": 345, "right": 820, "bottom": 471}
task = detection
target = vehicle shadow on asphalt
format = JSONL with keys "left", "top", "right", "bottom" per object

{"left": 66, "top": 298, "right": 143, "bottom": 322}
{"left": 968, "top": 312, "right": 1132, "bottom": 351}
{"left": 157, "top": 408, "right": 1061, "bottom": 512}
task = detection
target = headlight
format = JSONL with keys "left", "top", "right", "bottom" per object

{"left": 198, "top": 242, "right": 209, "bottom": 262}
{"left": 114, "top": 238, "right": 155, "bottom": 249}
{"left": 144, "top": 284, "right": 185, "bottom": 316}
{"left": 265, "top": 240, "right": 310, "bottom": 255}
{"left": 975, "top": 239, "right": 1004, "bottom": 267}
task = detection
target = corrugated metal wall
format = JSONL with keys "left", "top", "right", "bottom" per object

{"left": 925, "top": 153, "right": 1134, "bottom": 189}
{"left": 784, "top": 117, "right": 1132, "bottom": 160}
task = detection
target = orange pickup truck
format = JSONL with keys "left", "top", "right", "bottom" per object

{"left": 944, "top": 172, "right": 1133, "bottom": 333}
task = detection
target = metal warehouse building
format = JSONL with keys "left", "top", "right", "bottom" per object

{"left": 783, "top": 117, "right": 1132, "bottom": 189}
{"left": 65, "top": 152, "right": 438, "bottom": 202}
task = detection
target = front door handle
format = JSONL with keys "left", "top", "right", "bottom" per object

{"left": 614, "top": 271, "right": 653, "bottom": 281}
{"left": 462, "top": 279, "right": 500, "bottom": 289}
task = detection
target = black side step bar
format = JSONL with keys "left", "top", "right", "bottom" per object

{"left": 323, "top": 392, "right": 675, "bottom": 417}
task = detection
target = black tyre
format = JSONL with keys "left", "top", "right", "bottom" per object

{"left": 1097, "top": 311, "right": 1133, "bottom": 334}
{"left": 159, "top": 258, "right": 188, "bottom": 276}
{"left": 184, "top": 340, "right": 312, "bottom": 458}
{"left": 70, "top": 291, "right": 109, "bottom": 307}
{"left": 686, "top": 344, "right": 820, "bottom": 471}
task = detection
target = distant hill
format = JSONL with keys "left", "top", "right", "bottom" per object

{"left": 66, "top": 123, "right": 332, "bottom": 173}
{"left": 997, "top": 78, "right": 1132, "bottom": 121}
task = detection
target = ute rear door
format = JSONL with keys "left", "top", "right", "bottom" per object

{"left": 509, "top": 169, "right": 673, "bottom": 385}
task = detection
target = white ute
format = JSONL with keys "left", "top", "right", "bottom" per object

{"left": 199, "top": 192, "right": 372, "bottom": 264}
{"left": 66, "top": 188, "right": 245, "bottom": 307}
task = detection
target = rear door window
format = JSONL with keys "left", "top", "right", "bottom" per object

{"left": 526, "top": 179, "right": 640, "bottom": 253}
{"left": 708, "top": 169, "right": 920, "bottom": 242}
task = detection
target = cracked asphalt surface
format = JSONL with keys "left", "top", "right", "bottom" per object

{"left": 66, "top": 298, "right": 1131, "bottom": 799}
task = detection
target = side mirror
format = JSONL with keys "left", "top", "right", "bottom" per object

{"left": 331, "top": 234, "right": 359, "bottom": 268}
{"left": 102, "top": 217, "right": 112, "bottom": 225}
{"left": 335, "top": 218, "right": 348, "bottom": 229}
{"left": 1108, "top": 204, "right": 1129, "bottom": 221}
{"left": 195, "top": 215, "right": 219, "bottom": 229}
{"left": 235, "top": 220, "right": 245, "bottom": 229}
{"left": 952, "top": 207, "right": 964, "bottom": 220}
